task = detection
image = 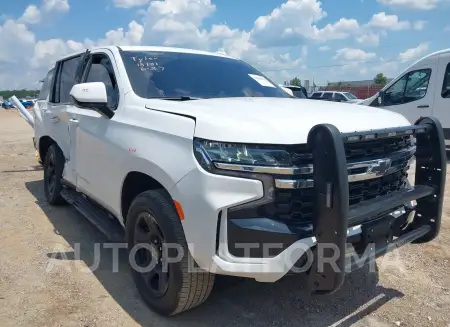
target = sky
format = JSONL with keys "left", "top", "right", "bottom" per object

{"left": 0, "top": 0, "right": 449, "bottom": 90}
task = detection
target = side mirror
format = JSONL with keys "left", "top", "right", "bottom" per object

{"left": 70, "top": 82, "right": 114, "bottom": 119}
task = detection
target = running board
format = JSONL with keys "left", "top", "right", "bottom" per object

{"left": 61, "top": 187, "right": 125, "bottom": 242}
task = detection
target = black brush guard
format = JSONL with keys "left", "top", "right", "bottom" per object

{"left": 306, "top": 116, "right": 446, "bottom": 295}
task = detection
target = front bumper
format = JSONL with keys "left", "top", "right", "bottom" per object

{"left": 303, "top": 116, "right": 445, "bottom": 294}
{"left": 175, "top": 116, "right": 445, "bottom": 291}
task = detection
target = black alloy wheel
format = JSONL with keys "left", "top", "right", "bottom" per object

{"left": 133, "top": 211, "right": 169, "bottom": 298}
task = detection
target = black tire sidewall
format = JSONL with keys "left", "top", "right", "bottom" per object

{"left": 43, "top": 144, "right": 65, "bottom": 205}
{"left": 126, "top": 191, "right": 187, "bottom": 316}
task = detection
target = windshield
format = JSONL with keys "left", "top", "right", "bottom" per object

{"left": 120, "top": 50, "right": 290, "bottom": 99}
{"left": 344, "top": 92, "right": 357, "bottom": 99}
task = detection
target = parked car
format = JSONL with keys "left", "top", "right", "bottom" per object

{"left": 279, "top": 85, "right": 294, "bottom": 96}
{"left": 310, "top": 91, "right": 362, "bottom": 103}
{"left": 282, "top": 84, "right": 308, "bottom": 98}
{"left": 359, "top": 48, "right": 450, "bottom": 145}
{"left": 20, "top": 99, "right": 34, "bottom": 108}
{"left": 1, "top": 100, "right": 13, "bottom": 109}
{"left": 33, "top": 45, "right": 446, "bottom": 316}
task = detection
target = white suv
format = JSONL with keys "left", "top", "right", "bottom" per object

{"left": 310, "top": 91, "right": 362, "bottom": 103}
{"left": 33, "top": 46, "right": 446, "bottom": 316}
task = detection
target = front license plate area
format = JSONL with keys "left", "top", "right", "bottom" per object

{"left": 361, "top": 215, "right": 395, "bottom": 248}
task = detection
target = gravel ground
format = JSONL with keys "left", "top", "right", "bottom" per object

{"left": 0, "top": 110, "right": 449, "bottom": 327}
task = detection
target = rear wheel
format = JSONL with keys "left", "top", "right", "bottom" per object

{"left": 43, "top": 144, "right": 66, "bottom": 205}
{"left": 126, "top": 189, "right": 215, "bottom": 316}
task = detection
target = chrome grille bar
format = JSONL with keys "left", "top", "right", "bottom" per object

{"left": 276, "top": 153, "right": 415, "bottom": 189}
{"left": 213, "top": 146, "right": 415, "bottom": 189}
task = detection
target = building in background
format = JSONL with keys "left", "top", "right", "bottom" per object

{"left": 325, "top": 79, "right": 393, "bottom": 99}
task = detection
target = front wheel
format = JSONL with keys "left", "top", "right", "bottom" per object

{"left": 126, "top": 190, "right": 215, "bottom": 316}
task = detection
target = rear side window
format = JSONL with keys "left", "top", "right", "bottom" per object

{"left": 442, "top": 62, "right": 450, "bottom": 98}
{"left": 38, "top": 68, "right": 55, "bottom": 100}
{"left": 334, "top": 93, "right": 346, "bottom": 101}
{"left": 58, "top": 56, "right": 81, "bottom": 103}
{"left": 322, "top": 92, "right": 333, "bottom": 99}
{"left": 310, "top": 92, "right": 322, "bottom": 99}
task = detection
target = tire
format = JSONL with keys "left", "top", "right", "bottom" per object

{"left": 43, "top": 144, "right": 67, "bottom": 205}
{"left": 126, "top": 189, "right": 215, "bottom": 316}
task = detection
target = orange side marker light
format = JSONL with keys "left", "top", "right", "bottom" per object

{"left": 174, "top": 200, "right": 185, "bottom": 220}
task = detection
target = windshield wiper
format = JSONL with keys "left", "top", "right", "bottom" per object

{"left": 152, "top": 96, "right": 203, "bottom": 101}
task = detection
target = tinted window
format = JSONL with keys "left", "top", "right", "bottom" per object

{"left": 292, "top": 90, "right": 306, "bottom": 98}
{"left": 84, "top": 54, "right": 119, "bottom": 109}
{"left": 334, "top": 93, "right": 346, "bottom": 101}
{"left": 322, "top": 92, "right": 333, "bottom": 99}
{"left": 442, "top": 62, "right": 450, "bottom": 98}
{"left": 384, "top": 69, "right": 431, "bottom": 106}
{"left": 344, "top": 92, "right": 357, "bottom": 99}
{"left": 120, "top": 51, "right": 289, "bottom": 99}
{"left": 59, "top": 56, "right": 81, "bottom": 103}
{"left": 310, "top": 92, "right": 322, "bottom": 99}
{"left": 38, "top": 68, "right": 55, "bottom": 100}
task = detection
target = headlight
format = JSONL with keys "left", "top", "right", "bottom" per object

{"left": 194, "top": 138, "right": 292, "bottom": 172}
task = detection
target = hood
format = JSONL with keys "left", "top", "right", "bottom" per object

{"left": 145, "top": 97, "right": 411, "bottom": 144}
{"left": 346, "top": 98, "right": 363, "bottom": 103}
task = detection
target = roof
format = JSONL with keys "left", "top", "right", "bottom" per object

{"left": 409, "top": 48, "right": 450, "bottom": 66}
{"left": 59, "top": 45, "right": 236, "bottom": 61}
{"left": 283, "top": 85, "right": 304, "bottom": 89}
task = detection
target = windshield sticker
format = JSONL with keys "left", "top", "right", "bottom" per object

{"left": 131, "top": 56, "right": 165, "bottom": 72}
{"left": 248, "top": 74, "right": 276, "bottom": 88}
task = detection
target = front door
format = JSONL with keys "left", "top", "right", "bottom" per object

{"left": 380, "top": 65, "right": 436, "bottom": 124}
{"left": 431, "top": 54, "right": 450, "bottom": 142}
{"left": 73, "top": 50, "right": 121, "bottom": 214}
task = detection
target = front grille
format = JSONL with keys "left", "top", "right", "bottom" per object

{"left": 272, "top": 135, "right": 413, "bottom": 225}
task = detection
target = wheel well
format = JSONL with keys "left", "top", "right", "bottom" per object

{"left": 39, "top": 136, "right": 56, "bottom": 162}
{"left": 121, "top": 172, "right": 167, "bottom": 221}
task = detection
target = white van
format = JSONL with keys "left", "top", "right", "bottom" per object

{"left": 360, "top": 48, "right": 450, "bottom": 142}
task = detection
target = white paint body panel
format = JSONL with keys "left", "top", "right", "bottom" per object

{"left": 145, "top": 97, "right": 411, "bottom": 144}
{"left": 34, "top": 45, "right": 415, "bottom": 281}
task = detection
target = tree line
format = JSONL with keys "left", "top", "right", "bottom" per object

{"left": 0, "top": 89, "right": 39, "bottom": 99}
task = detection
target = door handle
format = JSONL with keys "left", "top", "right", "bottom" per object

{"left": 50, "top": 116, "right": 60, "bottom": 123}
{"left": 417, "top": 105, "right": 429, "bottom": 108}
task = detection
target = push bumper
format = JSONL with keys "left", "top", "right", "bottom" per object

{"left": 305, "top": 116, "right": 445, "bottom": 294}
{"left": 212, "top": 117, "right": 445, "bottom": 289}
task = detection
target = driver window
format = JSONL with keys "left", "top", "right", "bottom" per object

{"left": 384, "top": 69, "right": 431, "bottom": 106}
{"left": 83, "top": 54, "right": 119, "bottom": 110}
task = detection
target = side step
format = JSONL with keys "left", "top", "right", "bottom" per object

{"left": 61, "top": 187, "right": 125, "bottom": 243}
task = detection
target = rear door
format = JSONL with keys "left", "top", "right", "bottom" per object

{"left": 380, "top": 65, "right": 436, "bottom": 123}
{"left": 46, "top": 54, "right": 82, "bottom": 185}
{"left": 321, "top": 92, "right": 333, "bottom": 101}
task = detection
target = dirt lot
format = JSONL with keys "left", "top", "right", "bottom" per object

{"left": 0, "top": 110, "right": 449, "bottom": 327}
